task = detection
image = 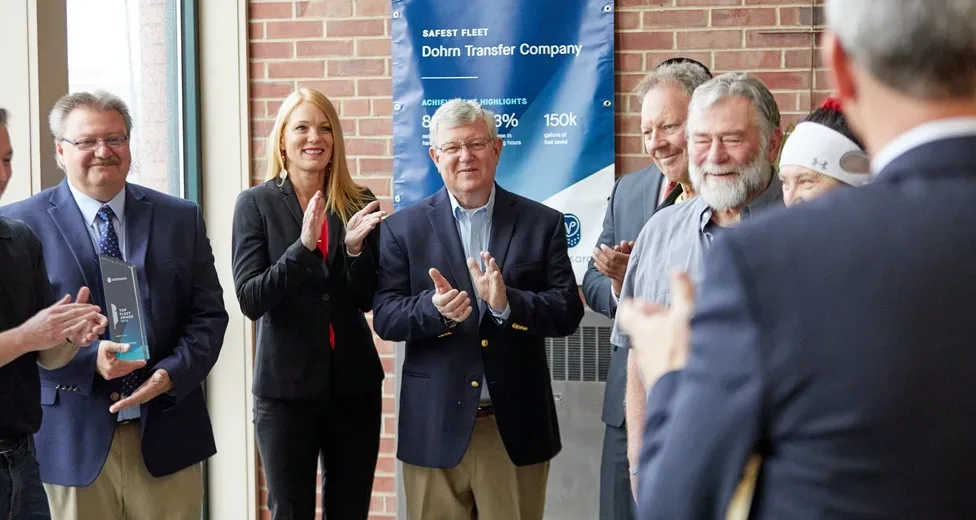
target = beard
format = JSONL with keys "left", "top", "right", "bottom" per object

{"left": 690, "top": 151, "right": 773, "bottom": 211}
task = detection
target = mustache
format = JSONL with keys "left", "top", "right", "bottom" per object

{"left": 696, "top": 162, "right": 747, "bottom": 175}
{"left": 88, "top": 158, "right": 120, "bottom": 167}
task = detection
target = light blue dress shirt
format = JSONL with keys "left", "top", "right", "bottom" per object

{"left": 67, "top": 182, "right": 139, "bottom": 421}
{"left": 447, "top": 186, "right": 510, "bottom": 403}
{"left": 67, "top": 182, "right": 127, "bottom": 259}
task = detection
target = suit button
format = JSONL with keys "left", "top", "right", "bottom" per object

{"left": 470, "top": 380, "right": 480, "bottom": 388}
{"left": 481, "top": 339, "right": 488, "bottom": 347}
{"left": 110, "top": 392, "right": 120, "bottom": 401}
{"left": 306, "top": 267, "right": 313, "bottom": 274}
{"left": 321, "top": 294, "right": 330, "bottom": 302}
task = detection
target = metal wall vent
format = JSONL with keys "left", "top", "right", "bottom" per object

{"left": 546, "top": 325, "right": 613, "bottom": 382}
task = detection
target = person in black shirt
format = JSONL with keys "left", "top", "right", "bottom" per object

{"left": 0, "top": 108, "right": 107, "bottom": 519}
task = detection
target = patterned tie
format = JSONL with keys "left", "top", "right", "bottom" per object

{"left": 96, "top": 205, "right": 142, "bottom": 403}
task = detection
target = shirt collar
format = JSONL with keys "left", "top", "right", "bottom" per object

{"left": 448, "top": 185, "right": 496, "bottom": 221}
{"left": 67, "top": 181, "right": 126, "bottom": 227}
{"left": 871, "top": 117, "right": 976, "bottom": 175}
{"left": 697, "top": 174, "right": 784, "bottom": 233}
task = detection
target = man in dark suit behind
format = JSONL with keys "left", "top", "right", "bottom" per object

{"left": 0, "top": 91, "right": 228, "bottom": 519}
{"left": 620, "top": 1, "right": 976, "bottom": 518}
{"left": 373, "top": 99, "right": 584, "bottom": 520}
{"left": 583, "top": 59, "right": 711, "bottom": 520}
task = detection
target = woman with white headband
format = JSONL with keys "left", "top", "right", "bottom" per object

{"left": 778, "top": 98, "right": 873, "bottom": 207}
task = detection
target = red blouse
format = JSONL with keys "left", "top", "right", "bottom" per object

{"left": 316, "top": 218, "right": 336, "bottom": 350}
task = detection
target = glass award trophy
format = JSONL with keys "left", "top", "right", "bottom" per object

{"left": 99, "top": 255, "right": 149, "bottom": 362}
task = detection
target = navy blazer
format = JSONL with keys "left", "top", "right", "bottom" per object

{"left": 373, "top": 185, "right": 584, "bottom": 468}
{"left": 637, "top": 135, "right": 976, "bottom": 519}
{"left": 0, "top": 181, "right": 228, "bottom": 486}
{"left": 581, "top": 165, "right": 668, "bottom": 428}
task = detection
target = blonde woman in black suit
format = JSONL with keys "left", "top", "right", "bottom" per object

{"left": 232, "top": 88, "right": 386, "bottom": 520}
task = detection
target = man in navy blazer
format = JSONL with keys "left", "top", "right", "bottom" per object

{"left": 0, "top": 91, "right": 227, "bottom": 519}
{"left": 619, "top": 1, "right": 976, "bottom": 518}
{"left": 374, "top": 99, "right": 583, "bottom": 520}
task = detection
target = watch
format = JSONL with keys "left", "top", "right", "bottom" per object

{"left": 629, "top": 464, "right": 640, "bottom": 476}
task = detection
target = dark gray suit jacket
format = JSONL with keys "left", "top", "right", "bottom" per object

{"left": 638, "top": 135, "right": 976, "bottom": 519}
{"left": 582, "top": 165, "right": 668, "bottom": 427}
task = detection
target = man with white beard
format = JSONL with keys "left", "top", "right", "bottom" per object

{"left": 611, "top": 73, "right": 784, "bottom": 510}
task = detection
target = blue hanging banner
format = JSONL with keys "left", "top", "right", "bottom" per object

{"left": 391, "top": 0, "right": 616, "bottom": 282}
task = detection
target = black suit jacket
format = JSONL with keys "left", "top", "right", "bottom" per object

{"left": 638, "top": 135, "right": 976, "bottom": 519}
{"left": 232, "top": 178, "right": 384, "bottom": 401}
{"left": 373, "top": 185, "right": 584, "bottom": 468}
{"left": 581, "top": 165, "right": 671, "bottom": 428}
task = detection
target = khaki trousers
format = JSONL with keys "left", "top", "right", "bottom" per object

{"left": 44, "top": 423, "right": 203, "bottom": 520}
{"left": 403, "top": 415, "right": 550, "bottom": 520}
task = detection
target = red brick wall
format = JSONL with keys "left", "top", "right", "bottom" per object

{"left": 246, "top": 1, "right": 827, "bottom": 518}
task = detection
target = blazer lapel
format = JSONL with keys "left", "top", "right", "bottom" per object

{"left": 47, "top": 181, "right": 102, "bottom": 303}
{"left": 279, "top": 177, "right": 304, "bottom": 227}
{"left": 488, "top": 185, "right": 520, "bottom": 271}
{"left": 124, "top": 185, "right": 153, "bottom": 317}
{"left": 426, "top": 189, "right": 475, "bottom": 298}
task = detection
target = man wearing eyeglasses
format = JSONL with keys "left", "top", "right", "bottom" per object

{"left": 0, "top": 91, "right": 228, "bottom": 520}
{"left": 373, "top": 98, "right": 584, "bottom": 520}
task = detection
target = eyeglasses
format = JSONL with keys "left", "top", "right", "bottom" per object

{"left": 61, "top": 135, "right": 129, "bottom": 152}
{"left": 436, "top": 137, "right": 492, "bottom": 156}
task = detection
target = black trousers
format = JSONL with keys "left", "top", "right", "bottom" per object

{"left": 599, "top": 422, "right": 635, "bottom": 520}
{"left": 254, "top": 388, "right": 382, "bottom": 520}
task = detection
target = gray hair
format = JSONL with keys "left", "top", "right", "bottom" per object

{"left": 826, "top": 0, "right": 976, "bottom": 99}
{"left": 429, "top": 99, "right": 497, "bottom": 147}
{"left": 0, "top": 108, "right": 7, "bottom": 126}
{"left": 49, "top": 90, "right": 133, "bottom": 141}
{"left": 687, "top": 73, "right": 781, "bottom": 146}
{"left": 635, "top": 61, "right": 713, "bottom": 102}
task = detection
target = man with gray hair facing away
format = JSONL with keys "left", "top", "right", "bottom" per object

{"left": 583, "top": 58, "right": 712, "bottom": 520}
{"left": 373, "top": 98, "right": 584, "bottom": 520}
{"left": 611, "top": 72, "right": 785, "bottom": 503}
{"left": 621, "top": 0, "right": 976, "bottom": 518}
{"left": 0, "top": 92, "right": 228, "bottom": 519}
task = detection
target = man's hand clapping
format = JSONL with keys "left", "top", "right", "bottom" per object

{"left": 594, "top": 240, "right": 635, "bottom": 297}
{"left": 467, "top": 251, "right": 507, "bottom": 313}
{"left": 429, "top": 268, "right": 473, "bottom": 323}
{"left": 18, "top": 287, "right": 105, "bottom": 352}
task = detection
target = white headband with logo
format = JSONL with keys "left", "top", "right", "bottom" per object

{"left": 779, "top": 122, "right": 872, "bottom": 186}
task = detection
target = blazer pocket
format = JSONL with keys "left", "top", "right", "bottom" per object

{"left": 402, "top": 369, "right": 430, "bottom": 379}
{"left": 506, "top": 260, "right": 546, "bottom": 290}
{"left": 157, "top": 258, "right": 189, "bottom": 272}
{"left": 509, "top": 260, "right": 544, "bottom": 273}
{"left": 40, "top": 385, "right": 58, "bottom": 406}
